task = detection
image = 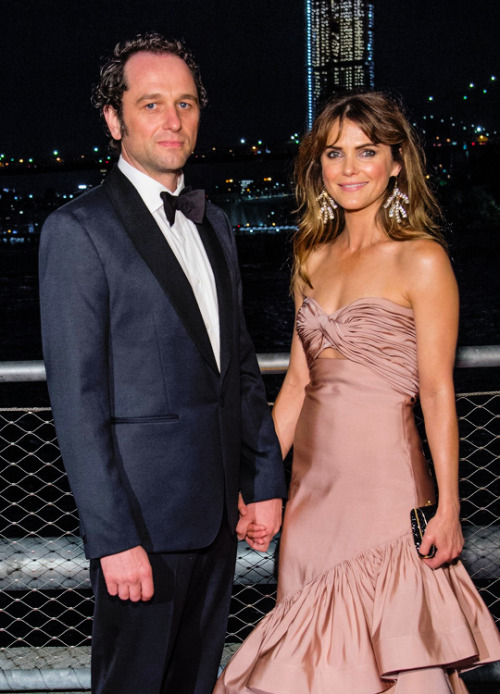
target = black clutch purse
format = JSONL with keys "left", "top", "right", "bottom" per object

{"left": 410, "top": 503, "right": 438, "bottom": 559}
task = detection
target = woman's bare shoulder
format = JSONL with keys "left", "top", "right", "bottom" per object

{"left": 395, "top": 238, "right": 457, "bottom": 310}
{"left": 307, "top": 242, "right": 332, "bottom": 266}
{"left": 397, "top": 237, "right": 451, "bottom": 274}
{"left": 300, "top": 243, "right": 332, "bottom": 283}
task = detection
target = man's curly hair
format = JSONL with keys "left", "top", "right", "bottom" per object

{"left": 91, "top": 32, "right": 207, "bottom": 154}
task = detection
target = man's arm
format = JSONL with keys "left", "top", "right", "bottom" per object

{"left": 221, "top": 213, "right": 287, "bottom": 548}
{"left": 40, "top": 208, "right": 154, "bottom": 599}
{"left": 39, "top": 208, "right": 146, "bottom": 588}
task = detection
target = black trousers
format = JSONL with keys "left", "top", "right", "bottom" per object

{"left": 89, "top": 519, "right": 237, "bottom": 694}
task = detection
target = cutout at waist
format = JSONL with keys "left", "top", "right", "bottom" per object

{"left": 316, "top": 347, "right": 347, "bottom": 360}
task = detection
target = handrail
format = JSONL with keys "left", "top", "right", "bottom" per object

{"left": 258, "top": 346, "right": 500, "bottom": 372}
{"left": 0, "top": 360, "right": 46, "bottom": 382}
{"left": 1, "top": 345, "right": 500, "bottom": 382}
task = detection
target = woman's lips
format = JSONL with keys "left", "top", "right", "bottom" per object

{"left": 338, "top": 182, "right": 368, "bottom": 191}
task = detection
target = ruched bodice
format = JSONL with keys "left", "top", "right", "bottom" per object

{"left": 297, "top": 296, "right": 418, "bottom": 397}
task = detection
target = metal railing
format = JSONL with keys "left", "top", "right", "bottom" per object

{"left": 2, "top": 345, "right": 500, "bottom": 382}
{"left": 0, "top": 350, "right": 499, "bottom": 690}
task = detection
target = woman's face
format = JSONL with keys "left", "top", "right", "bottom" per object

{"left": 320, "top": 118, "right": 401, "bottom": 215}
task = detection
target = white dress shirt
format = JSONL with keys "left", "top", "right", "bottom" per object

{"left": 118, "top": 157, "right": 220, "bottom": 370}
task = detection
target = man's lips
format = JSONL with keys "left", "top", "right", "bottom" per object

{"left": 157, "top": 140, "right": 184, "bottom": 148}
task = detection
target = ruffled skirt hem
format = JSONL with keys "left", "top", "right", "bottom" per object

{"left": 214, "top": 532, "right": 500, "bottom": 694}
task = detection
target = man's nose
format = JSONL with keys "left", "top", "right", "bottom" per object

{"left": 162, "top": 106, "right": 181, "bottom": 131}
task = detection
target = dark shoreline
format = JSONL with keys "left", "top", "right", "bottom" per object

{"left": 0, "top": 230, "right": 499, "bottom": 407}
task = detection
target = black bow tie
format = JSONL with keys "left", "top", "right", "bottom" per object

{"left": 160, "top": 187, "right": 206, "bottom": 226}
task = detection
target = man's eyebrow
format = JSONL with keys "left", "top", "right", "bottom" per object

{"left": 136, "top": 92, "right": 162, "bottom": 103}
{"left": 135, "top": 92, "right": 199, "bottom": 104}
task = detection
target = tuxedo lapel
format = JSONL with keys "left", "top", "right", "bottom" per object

{"left": 196, "top": 219, "right": 233, "bottom": 379}
{"left": 102, "top": 166, "right": 218, "bottom": 373}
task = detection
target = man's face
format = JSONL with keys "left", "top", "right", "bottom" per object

{"left": 104, "top": 51, "right": 200, "bottom": 191}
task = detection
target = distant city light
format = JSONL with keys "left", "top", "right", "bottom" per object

{"left": 491, "top": 75, "right": 496, "bottom": 81}
{"left": 93, "top": 147, "right": 99, "bottom": 152}
{"left": 428, "top": 96, "right": 434, "bottom": 101}
{"left": 469, "top": 82, "right": 475, "bottom": 88}
{"left": 53, "top": 150, "right": 58, "bottom": 156}
{"left": 240, "top": 138, "right": 246, "bottom": 144}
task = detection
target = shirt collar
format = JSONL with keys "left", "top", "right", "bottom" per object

{"left": 117, "top": 156, "right": 185, "bottom": 215}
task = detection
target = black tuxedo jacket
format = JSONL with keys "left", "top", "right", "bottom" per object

{"left": 39, "top": 166, "right": 286, "bottom": 560}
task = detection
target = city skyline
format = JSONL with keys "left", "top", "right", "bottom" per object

{"left": 1, "top": 0, "right": 499, "bottom": 158}
{"left": 306, "top": 0, "right": 374, "bottom": 127}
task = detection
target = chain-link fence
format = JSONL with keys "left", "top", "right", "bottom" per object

{"left": 0, "top": 390, "right": 499, "bottom": 688}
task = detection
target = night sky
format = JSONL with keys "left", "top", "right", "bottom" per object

{"left": 2, "top": 0, "right": 499, "bottom": 157}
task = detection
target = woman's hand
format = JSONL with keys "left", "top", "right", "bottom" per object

{"left": 236, "top": 493, "right": 280, "bottom": 551}
{"left": 420, "top": 506, "right": 464, "bottom": 569}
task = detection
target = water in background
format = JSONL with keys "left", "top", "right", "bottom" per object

{"left": 0, "top": 226, "right": 498, "bottom": 405}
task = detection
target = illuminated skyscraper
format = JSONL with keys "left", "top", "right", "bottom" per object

{"left": 306, "top": 0, "right": 375, "bottom": 127}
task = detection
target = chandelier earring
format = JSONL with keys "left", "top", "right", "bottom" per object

{"left": 316, "top": 186, "right": 338, "bottom": 224}
{"left": 383, "top": 178, "right": 409, "bottom": 224}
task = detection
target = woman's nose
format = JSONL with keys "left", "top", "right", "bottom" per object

{"left": 342, "top": 153, "right": 357, "bottom": 175}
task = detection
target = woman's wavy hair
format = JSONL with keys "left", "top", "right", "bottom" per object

{"left": 293, "top": 91, "right": 446, "bottom": 288}
{"left": 91, "top": 32, "right": 207, "bottom": 154}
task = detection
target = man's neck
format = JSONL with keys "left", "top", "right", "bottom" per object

{"left": 118, "top": 154, "right": 181, "bottom": 192}
{"left": 118, "top": 156, "right": 184, "bottom": 195}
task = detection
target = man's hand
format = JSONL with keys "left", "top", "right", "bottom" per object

{"left": 100, "top": 545, "right": 154, "bottom": 602}
{"left": 236, "top": 497, "right": 283, "bottom": 552}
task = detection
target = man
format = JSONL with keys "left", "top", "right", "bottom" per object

{"left": 39, "top": 33, "right": 286, "bottom": 694}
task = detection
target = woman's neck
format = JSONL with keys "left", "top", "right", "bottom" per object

{"left": 341, "top": 208, "right": 385, "bottom": 251}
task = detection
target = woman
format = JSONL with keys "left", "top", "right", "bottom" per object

{"left": 214, "top": 92, "right": 500, "bottom": 693}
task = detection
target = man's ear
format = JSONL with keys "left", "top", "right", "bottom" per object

{"left": 103, "top": 106, "right": 122, "bottom": 141}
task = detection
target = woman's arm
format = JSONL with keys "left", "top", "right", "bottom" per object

{"left": 272, "top": 288, "right": 311, "bottom": 458}
{"left": 406, "top": 240, "right": 464, "bottom": 569}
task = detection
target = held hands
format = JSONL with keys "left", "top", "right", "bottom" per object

{"left": 419, "top": 505, "right": 464, "bottom": 570}
{"left": 100, "top": 545, "right": 154, "bottom": 602}
{"left": 236, "top": 493, "right": 283, "bottom": 552}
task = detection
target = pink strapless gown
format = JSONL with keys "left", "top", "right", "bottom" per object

{"left": 214, "top": 297, "right": 500, "bottom": 693}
